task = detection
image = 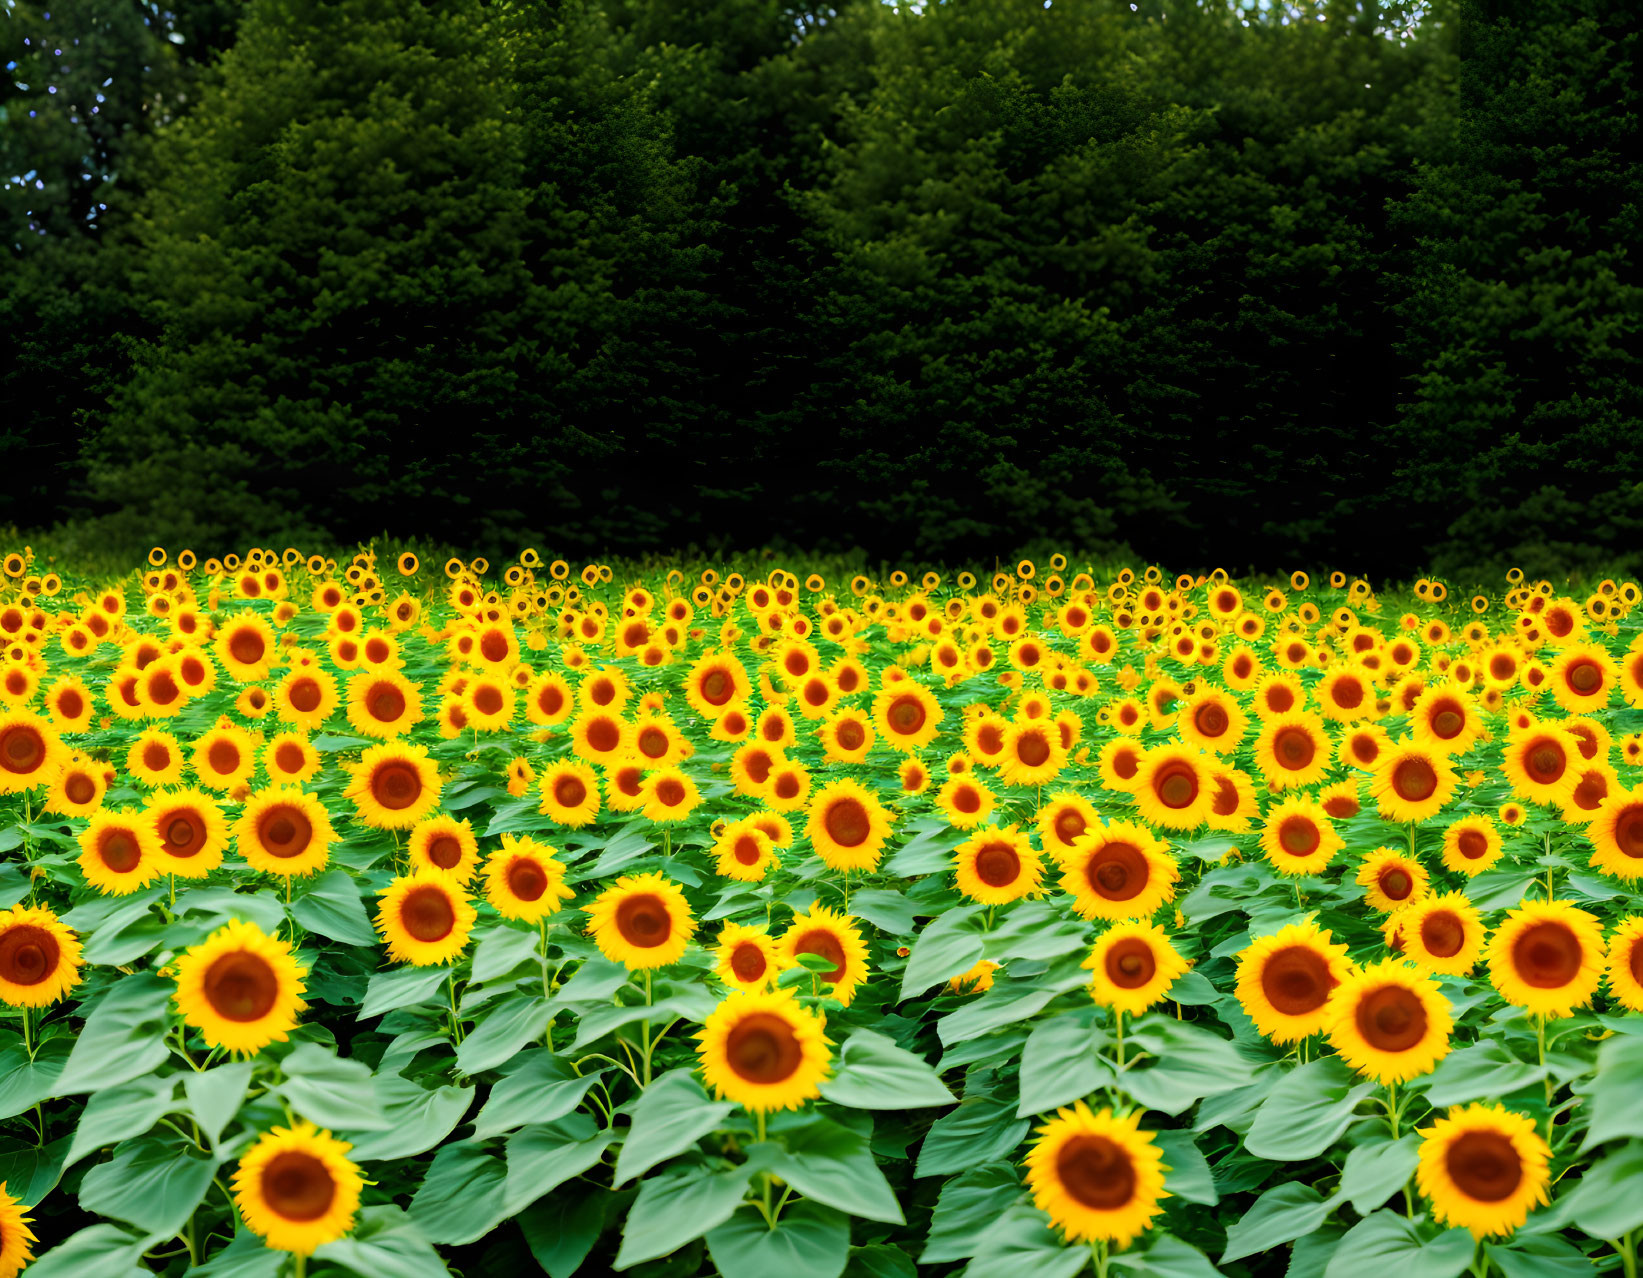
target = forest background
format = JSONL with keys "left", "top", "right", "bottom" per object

{"left": 2, "top": 0, "right": 1638, "bottom": 581}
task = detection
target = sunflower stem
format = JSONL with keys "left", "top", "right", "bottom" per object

{"left": 19, "top": 1005, "right": 30, "bottom": 1059}
{"left": 294, "top": 1253, "right": 307, "bottom": 1278}
{"left": 1387, "top": 1083, "right": 1399, "bottom": 1140}
{"left": 1538, "top": 1013, "right": 1553, "bottom": 1140}
{"left": 1114, "top": 1009, "right": 1125, "bottom": 1069}
{"left": 447, "top": 971, "right": 465, "bottom": 1044}
{"left": 1092, "top": 1237, "right": 1110, "bottom": 1278}
{"left": 1611, "top": 1232, "right": 1637, "bottom": 1278}
{"left": 170, "top": 874, "right": 176, "bottom": 910}
{"left": 641, "top": 971, "right": 653, "bottom": 1086}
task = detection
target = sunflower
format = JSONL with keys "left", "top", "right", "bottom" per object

{"left": 44, "top": 753, "right": 106, "bottom": 818}
{"left": 586, "top": 873, "right": 695, "bottom": 970}
{"left": 872, "top": 681, "right": 943, "bottom": 753}
{"left": 1587, "top": 786, "right": 1643, "bottom": 880}
{"left": 603, "top": 755, "right": 649, "bottom": 813}
{"left": 1357, "top": 847, "right": 1430, "bottom": 913}
{"left": 1094, "top": 738, "right": 1143, "bottom": 795}
{"left": 215, "top": 612, "right": 275, "bottom": 681}
{"left": 568, "top": 709, "right": 630, "bottom": 766}
{"left": 1037, "top": 792, "right": 1101, "bottom": 859}
{"left": 1317, "top": 778, "right": 1361, "bottom": 820}
{"left": 712, "top": 821, "right": 777, "bottom": 882}
{"left": 345, "top": 742, "right": 442, "bottom": 829}
{"left": 1327, "top": 960, "right": 1453, "bottom": 1084}
{"left": 274, "top": 666, "right": 339, "bottom": 731}
{"left": 756, "top": 706, "right": 797, "bottom": 750}
{"left": 637, "top": 766, "right": 699, "bottom": 824}
{"left": 1129, "top": 745, "right": 1213, "bottom": 832}
{"left": 525, "top": 672, "right": 576, "bottom": 726}
{"left": 630, "top": 715, "right": 690, "bottom": 768}
{"left": 1371, "top": 740, "right": 1458, "bottom": 823}
{"left": 263, "top": 732, "right": 321, "bottom": 785}
{"left": 806, "top": 779, "right": 894, "bottom": 873}
{"left": 0, "top": 709, "right": 63, "bottom": 793}
{"left": 1603, "top": 916, "right": 1643, "bottom": 1012}
{"left": 998, "top": 719, "right": 1067, "bottom": 788}
{"left": 1204, "top": 765, "right": 1259, "bottom": 833}
{"left": 1253, "top": 710, "right": 1331, "bottom": 790}
{"left": 481, "top": 834, "right": 573, "bottom": 923}
{"left": 233, "top": 1121, "right": 364, "bottom": 1255}
{"left": 1252, "top": 671, "right": 1307, "bottom": 719}
{"left": 1059, "top": 822, "right": 1179, "bottom": 922}
{"left": 376, "top": 872, "right": 477, "bottom": 966}
{"left": 407, "top": 815, "right": 480, "bottom": 881}
{"left": 1416, "top": 1105, "right": 1550, "bottom": 1239}
{"left": 1397, "top": 892, "right": 1487, "bottom": 976}
{"left": 728, "top": 742, "right": 781, "bottom": 798}
{"left": 1440, "top": 815, "right": 1504, "bottom": 876}
{"left": 124, "top": 729, "right": 184, "bottom": 788}
{"left": 1084, "top": 922, "right": 1189, "bottom": 1018}
{"left": 818, "top": 709, "right": 875, "bottom": 764}
{"left": 135, "top": 658, "right": 189, "bottom": 719}
{"left": 146, "top": 788, "right": 229, "bottom": 878}
{"left": 191, "top": 720, "right": 258, "bottom": 792}
{"left": 1316, "top": 663, "right": 1376, "bottom": 723}
{"left": 1409, "top": 683, "right": 1484, "bottom": 756}
{"left": 713, "top": 923, "right": 786, "bottom": 991}
{"left": 1337, "top": 723, "right": 1391, "bottom": 773}
{"left": 1259, "top": 795, "right": 1343, "bottom": 877}
{"left": 1176, "top": 687, "right": 1248, "bottom": 754}
{"left": 950, "top": 959, "right": 1000, "bottom": 994}
{"left": 342, "top": 669, "right": 422, "bottom": 740}
{"left": 1024, "top": 1103, "right": 1167, "bottom": 1247}
{"left": 1559, "top": 761, "right": 1617, "bottom": 825}
{"left": 1106, "top": 697, "right": 1146, "bottom": 736}
{"left": 683, "top": 651, "right": 751, "bottom": 719}
{"left": 78, "top": 809, "right": 163, "bottom": 895}
{"left": 780, "top": 904, "right": 870, "bottom": 1006}
{"left": 964, "top": 711, "right": 1010, "bottom": 767}
{"left": 1500, "top": 725, "right": 1580, "bottom": 807}
{"left": 537, "top": 759, "right": 602, "bottom": 828}
{"left": 1548, "top": 642, "right": 1617, "bottom": 714}
{"left": 1484, "top": 899, "right": 1605, "bottom": 1018}
{"left": 1236, "top": 920, "right": 1355, "bottom": 1045}
{"left": 0, "top": 1182, "right": 36, "bottom": 1277}
{"left": 173, "top": 918, "right": 307, "bottom": 1055}
{"left": 899, "top": 758, "right": 930, "bottom": 794}
{"left": 231, "top": 786, "right": 332, "bottom": 880}
{"left": 696, "top": 987, "right": 830, "bottom": 1113}
{"left": 0, "top": 904, "right": 82, "bottom": 1007}
{"left": 954, "top": 826, "right": 1043, "bottom": 905}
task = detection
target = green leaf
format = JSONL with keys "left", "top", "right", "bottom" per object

{"left": 920, "top": 1161, "right": 1019, "bottom": 1263}
{"left": 471, "top": 1050, "right": 607, "bottom": 1140}
{"left": 0, "top": 862, "right": 28, "bottom": 907}
{"left": 1463, "top": 869, "right": 1542, "bottom": 912}
{"left": 1153, "top": 1130, "right": 1218, "bottom": 1206}
{"left": 1165, "top": 970, "right": 1222, "bottom": 1006}
{"left": 1122, "top": 1018, "right": 1250, "bottom": 1116}
{"left": 471, "top": 923, "right": 543, "bottom": 982}
{"left": 762, "top": 1114, "right": 904, "bottom": 1224}
{"left": 409, "top": 1141, "right": 512, "bottom": 1245}
{"left": 56, "top": 972, "right": 172, "bottom": 1093}
{"left": 553, "top": 956, "right": 633, "bottom": 1005}
{"left": 937, "top": 962, "right": 1089, "bottom": 1045}
{"left": 1017, "top": 1009, "right": 1114, "bottom": 1118}
{"left": 614, "top": 1067, "right": 737, "bottom": 1185}
{"left": 313, "top": 1205, "right": 450, "bottom": 1278}
{"left": 344, "top": 1076, "right": 474, "bottom": 1162}
{"left": 898, "top": 904, "right": 986, "bottom": 998}
{"left": 277, "top": 1042, "right": 388, "bottom": 1130}
{"left": 1110, "top": 1234, "right": 1225, "bottom": 1278}
{"left": 915, "top": 1094, "right": 1029, "bottom": 1178}
{"left": 1290, "top": 1227, "right": 1347, "bottom": 1278}
{"left": 361, "top": 964, "right": 452, "bottom": 1019}
{"left": 183, "top": 1061, "right": 255, "bottom": 1148}
{"left": 1563, "top": 1139, "right": 1643, "bottom": 1237}
{"left": 520, "top": 1184, "right": 611, "bottom": 1278}
{"left": 849, "top": 888, "right": 920, "bottom": 936}
{"left": 1339, "top": 1135, "right": 1421, "bottom": 1215}
{"left": 1245, "top": 1058, "right": 1378, "bottom": 1161}
{"left": 0, "top": 1038, "right": 71, "bottom": 1119}
{"left": 1221, "top": 1183, "right": 1342, "bottom": 1265}
{"left": 614, "top": 1158, "right": 759, "bottom": 1269}
{"left": 291, "top": 868, "right": 377, "bottom": 946}
{"left": 21, "top": 1224, "right": 151, "bottom": 1278}
{"left": 1419, "top": 1041, "right": 1549, "bottom": 1108}
{"left": 568, "top": 985, "right": 716, "bottom": 1052}
{"left": 189, "top": 1232, "right": 285, "bottom": 1277}
{"left": 455, "top": 989, "right": 553, "bottom": 1075}
{"left": 884, "top": 818, "right": 965, "bottom": 876}
{"left": 820, "top": 1030, "right": 956, "bottom": 1110}
{"left": 0, "top": 1133, "right": 70, "bottom": 1207}
{"left": 961, "top": 1201, "right": 1089, "bottom": 1278}
{"left": 1484, "top": 1235, "right": 1594, "bottom": 1278}
{"left": 1323, "top": 1212, "right": 1475, "bottom": 1278}
{"left": 65, "top": 1074, "right": 179, "bottom": 1166}
{"left": 77, "top": 1134, "right": 221, "bottom": 1237}
{"left": 845, "top": 1244, "right": 917, "bottom": 1278}
{"left": 707, "top": 1202, "right": 851, "bottom": 1278}
{"left": 75, "top": 889, "right": 166, "bottom": 965}
{"left": 1582, "top": 1034, "right": 1643, "bottom": 1149}
{"left": 504, "top": 1114, "right": 615, "bottom": 1214}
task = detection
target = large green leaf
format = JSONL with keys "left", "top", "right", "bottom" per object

{"left": 1110, "top": 1234, "right": 1225, "bottom": 1278}
{"left": 819, "top": 1030, "right": 956, "bottom": 1110}
{"left": 21, "top": 1224, "right": 151, "bottom": 1278}
{"left": 1581, "top": 1034, "right": 1643, "bottom": 1149}
{"left": 454, "top": 989, "right": 553, "bottom": 1075}
{"left": 707, "top": 1201, "right": 851, "bottom": 1278}
{"left": 1323, "top": 1211, "right": 1475, "bottom": 1278}
{"left": 471, "top": 1050, "right": 607, "bottom": 1139}
{"left": 56, "top": 972, "right": 172, "bottom": 1093}
{"left": 919, "top": 1161, "right": 1020, "bottom": 1263}
{"left": 614, "top": 1157, "right": 760, "bottom": 1269}
{"left": 1419, "top": 1041, "right": 1549, "bottom": 1108}
{"left": 1245, "top": 1058, "right": 1377, "bottom": 1161}
{"left": 1339, "top": 1135, "right": 1421, "bottom": 1215}
{"left": 77, "top": 1134, "right": 221, "bottom": 1238}
{"left": 277, "top": 1042, "right": 388, "bottom": 1130}
{"left": 504, "top": 1114, "right": 615, "bottom": 1214}
{"left": 762, "top": 1114, "right": 904, "bottom": 1224}
{"left": 1152, "top": 1129, "right": 1219, "bottom": 1207}
{"left": 937, "top": 962, "right": 1088, "bottom": 1045}
{"left": 344, "top": 1076, "right": 474, "bottom": 1161}
{"left": 360, "top": 965, "right": 452, "bottom": 1019}
{"left": 64, "top": 1075, "right": 179, "bottom": 1166}
{"left": 0, "top": 1133, "right": 70, "bottom": 1207}
{"left": 291, "top": 868, "right": 377, "bottom": 945}
{"left": 312, "top": 1205, "right": 451, "bottom": 1278}
{"left": 1484, "top": 1235, "right": 1594, "bottom": 1278}
{"left": 1563, "top": 1139, "right": 1643, "bottom": 1238}
{"left": 1016, "top": 1008, "right": 1114, "bottom": 1118}
{"left": 915, "top": 1094, "right": 1029, "bottom": 1178}
{"left": 470, "top": 923, "right": 544, "bottom": 981}
{"left": 188, "top": 1231, "right": 285, "bottom": 1277}
{"left": 520, "top": 1184, "right": 613, "bottom": 1278}
{"left": 408, "top": 1141, "right": 512, "bottom": 1246}
{"left": 183, "top": 1061, "right": 255, "bottom": 1148}
{"left": 1221, "top": 1183, "right": 1342, "bottom": 1265}
{"left": 613, "top": 1067, "right": 737, "bottom": 1185}
{"left": 1121, "top": 1018, "right": 1250, "bottom": 1116}
{"left": 961, "top": 1201, "right": 1089, "bottom": 1278}
{"left": 0, "top": 1038, "right": 71, "bottom": 1119}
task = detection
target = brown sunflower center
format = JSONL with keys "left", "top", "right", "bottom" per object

{"left": 1429, "top": 704, "right": 1465, "bottom": 740}
{"left": 287, "top": 678, "right": 322, "bottom": 713}
{"left": 725, "top": 1011, "right": 803, "bottom": 1084}
{"left": 836, "top": 721, "right": 866, "bottom": 752}
{"left": 1420, "top": 911, "right": 1466, "bottom": 958}
{"left": 480, "top": 630, "right": 509, "bottom": 664}
{"left": 473, "top": 685, "right": 503, "bottom": 716}
{"left": 1392, "top": 757, "right": 1438, "bottom": 802}
{"left": 260, "top": 1150, "right": 337, "bottom": 1223}
{"left": 973, "top": 843, "right": 1021, "bottom": 888}
{"left": 1261, "top": 945, "right": 1333, "bottom": 1015}
{"left": 0, "top": 724, "right": 46, "bottom": 774}
{"left": 1273, "top": 727, "right": 1315, "bottom": 770}
{"left": 1154, "top": 763, "right": 1199, "bottom": 809}
{"left": 372, "top": 762, "right": 423, "bottom": 811}
{"left": 823, "top": 798, "right": 870, "bottom": 848}
{"left": 1086, "top": 843, "right": 1148, "bottom": 902}
{"left": 772, "top": 772, "right": 801, "bottom": 801}
{"left": 1056, "top": 1135, "right": 1137, "bottom": 1210}
{"left": 1016, "top": 732, "right": 1051, "bottom": 768}
{"left": 950, "top": 784, "right": 982, "bottom": 814}
{"left": 1457, "top": 829, "right": 1489, "bottom": 860}
{"left": 228, "top": 629, "right": 265, "bottom": 666}
{"left": 1445, "top": 1130, "right": 1523, "bottom": 1203}
{"left": 1566, "top": 660, "right": 1602, "bottom": 695}
{"left": 1194, "top": 703, "right": 1229, "bottom": 737}
{"left": 730, "top": 942, "right": 767, "bottom": 984}
{"left": 257, "top": 804, "right": 313, "bottom": 859}
{"left": 427, "top": 835, "right": 463, "bottom": 869}
{"left": 615, "top": 894, "right": 671, "bottom": 948}
{"left": 743, "top": 751, "right": 773, "bottom": 785}
{"left": 401, "top": 885, "right": 456, "bottom": 942}
{"left": 793, "top": 928, "right": 846, "bottom": 982}
{"left": 699, "top": 669, "right": 732, "bottom": 706}
{"left": 207, "top": 739, "right": 241, "bottom": 776}
{"left": 507, "top": 859, "right": 547, "bottom": 902}
{"left": 1332, "top": 678, "right": 1364, "bottom": 709}
{"left": 585, "top": 718, "right": 621, "bottom": 753}
{"left": 1104, "top": 937, "right": 1157, "bottom": 989}
{"left": 1278, "top": 816, "right": 1320, "bottom": 856}
{"left": 1053, "top": 809, "right": 1088, "bottom": 846}
{"left": 1524, "top": 739, "right": 1566, "bottom": 785}
{"left": 1511, "top": 921, "right": 1583, "bottom": 988}
{"left": 99, "top": 828, "right": 142, "bottom": 872}
{"left": 554, "top": 775, "right": 588, "bottom": 810}
{"left": 1612, "top": 804, "right": 1643, "bottom": 858}
{"left": 1211, "top": 776, "right": 1240, "bottom": 817}
{"left": 636, "top": 727, "right": 669, "bottom": 760}
{"left": 65, "top": 773, "right": 96, "bottom": 805}
{"left": 1355, "top": 983, "right": 1429, "bottom": 1052}
{"left": 202, "top": 951, "right": 279, "bottom": 1022}
{"left": 0, "top": 924, "right": 59, "bottom": 986}
{"left": 1380, "top": 868, "right": 1413, "bottom": 900}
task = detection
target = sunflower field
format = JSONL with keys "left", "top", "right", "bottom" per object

{"left": 3, "top": 547, "right": 1643, "bottom": 1278}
